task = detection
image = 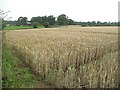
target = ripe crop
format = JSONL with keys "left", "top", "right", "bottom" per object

{"left": 3, "top": 26, "right": 118, "bottom": 88}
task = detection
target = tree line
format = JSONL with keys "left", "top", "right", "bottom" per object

{"left": 16, "top": 14, "right": 74, "bottom": 28}
{"left": 12, "top": 14, "right": 120, "bottom": 28}
{"left": 0, "top": 9, "right": 119, "bottom": 29}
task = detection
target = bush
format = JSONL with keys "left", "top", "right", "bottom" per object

{"left": 81, "top": 24, "right": 87, "bottom": 27}
{"left": 43, "top": 22, "right": 50, "bottom": 28}
{"left": 32, "top": 22, "right": 39, "bottom": 28}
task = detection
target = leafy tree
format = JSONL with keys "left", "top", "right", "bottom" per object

{"left": 68, "top": 19, "right": 74, "bottom": 25}
{"left": 31, "top": 16, "right": 47, "bottom": 25}
{"left": 91, "top": 21, "right": 96, "bottom": 26}
{"left": 96, "top": 21, "right": 102, "bottom": 26}
{"left": 57, "top": 14, "right": 69, "bottom": 25}
{"left": 47, "top": 15, "right": 56, "bottom": 25}
{"left": 31, "top": 17, "right": 42, "bottom": 23}
{"left": 42, "top": 16, "right": 47, "bottom": 21}
{"left": 43, "top": 21, "right": 50, "bottom": 28}
{"left": 31, "top": 16, "right": 56, "bottom": 27}
{"left": 17, "top": 17, "right": 27, "bottom": 26}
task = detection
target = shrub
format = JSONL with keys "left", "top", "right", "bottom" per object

{"left": 32, "top": 22, "right": 39, "bottom": 28}
{"left": 43, "top": 21, "right": 50, "bottom": 28}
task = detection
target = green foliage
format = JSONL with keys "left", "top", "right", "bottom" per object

{"left": 2, "top": 19, "right": 7, "bottom": 29}
{"left": 2, "top": 47, "right": 37, "bottom": 88}
{"left": 0, "top": 9, "right": 11, "bottom": 29}
{"left": 43, "top": 21, "right": 50, "bottom": 28}
{"left": 68, "top": 19, "right": 74, "bottom": 25}
{"left": 17, "top": 17, "right": 28, "bottom": 26}
{"left": 4, "top": 25, "right": 44, "bottom": 30}
{"left": 4, "top": 26, "right": 34, "bottom": 30}
{"left": 31, "top": 17, "right": 41, "bottom": 23}
{"left": 32, "top": 22, "right": 40, "bottom": 28}
{"left": 57, "top": 14, "right": 69, "bottom": 25}
{"left": 80, "top": 22, "right": 88, "bottom": 27}
{"left": 74, "top": 21, "right": 118, "bottom": 26}
{"left": 31, "top": 15, "right": 55, "bottom": 27}
{"left": 47, "top": 15, "right": 56, "bottom": 25}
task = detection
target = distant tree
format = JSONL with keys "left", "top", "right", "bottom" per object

{"left": 40, "top": 16, "right": 47, "bottom": 24}
{"left": 68, "top": 19, "right": 74, "bottom": 25}
{"left": 57, "top": 14, "right": 69, "bottom": 25}
{"left": 31, "top": 16, "right": 56, "bottom": 27}
{"left": 81, "top": 22, "right": 87, "bottom": 27}
{"left": 43, "top": 21, "right": 50, "bottom": 28}
{"left": 31, "top": 17, "right": 42, "bottom": 23}
{"left": 92, "top": 21, "right": 96, "bottom": 26}
{"left": 96, "top": 21, "right": 102, "bottom": 26}
{"left": 47, "top": 15, "right": 56, "bottom": 25}
{"left": 118, "top": 22, "right": 120, "bottom": 26}
{"left": 86, "top": 21, "right": 91, "bottom": 26}
{"left": 17, "top": 17, "right": 27, "bottom": 26}
{"left": 2, "top": 20, "right": 6, "bottom": 29}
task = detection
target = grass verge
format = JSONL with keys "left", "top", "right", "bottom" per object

{"left": 4, "top": 25, "right": 44, "bottom": 30}
{"left": 2, "top": 47, "right": 38, "bottom": 88}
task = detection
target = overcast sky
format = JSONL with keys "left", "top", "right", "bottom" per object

{"left": 0, "top": 0, "right": 119, "bottom": 22}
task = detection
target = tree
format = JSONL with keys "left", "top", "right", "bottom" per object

{"left": 32, "top": 22, "right": 40, "bottom": 28}
{"left": 91, "top": 21, "right": 96, "bottom": 26}
{"left": 68, "top": 19, "right": 74, "bottom": 25}
{"left": 57, "top": 14, "right": 69, "bottom": 25}
{"left": 43, "top": 21, "right": 50, "bottom": 28}
{"left": 31, "top": 17, "right": 42, "bottom": 23}
{"left": 0, "top": 9, "right": 11, "bottom": 29}
{"left": 17, "top": 17, "right": 27, "bottom": 26}
{"left": 40, "top": 16, "right": 47, "bottom": 24}
{"left": 31, "top": 16, "right": 55, "bottom": 27}
{"left": 96, "top": 21, "right": 102, "bottom": 26}
{"left": 47, "top": 15, "right": 56, "bottom": 25}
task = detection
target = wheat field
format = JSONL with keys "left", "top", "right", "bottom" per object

{"left": 3, "top": 26, "right": 119, "bottom": 88}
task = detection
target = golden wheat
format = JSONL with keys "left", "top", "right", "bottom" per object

{"left": 3, "top": 26, "right": 118, "bottom": 88}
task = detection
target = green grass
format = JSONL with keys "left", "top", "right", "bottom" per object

{"left": 2, "top": 47, "right": 38, "bottom": 88}
{"left": 4, "top": 25, "right": 44, "bottom": 30}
